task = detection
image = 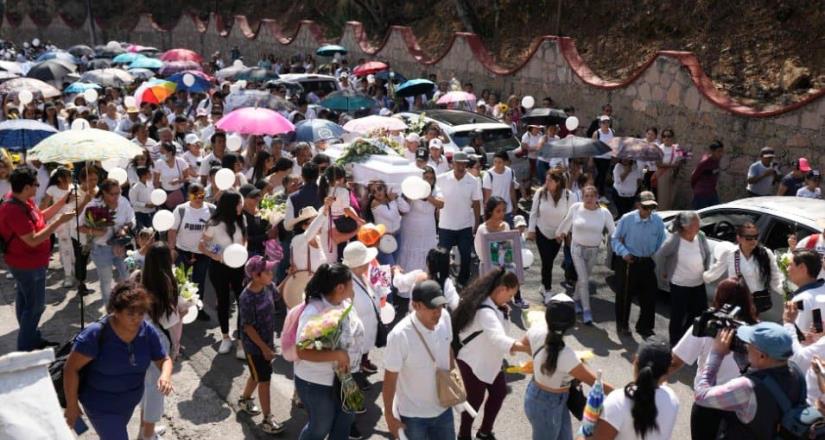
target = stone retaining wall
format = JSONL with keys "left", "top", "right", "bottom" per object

{"left": 3, "top": 13, "right": 825, "bottom": 205}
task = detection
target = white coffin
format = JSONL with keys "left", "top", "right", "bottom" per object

{"left": 325, "top": 144, "right": 422, "bottom": 190}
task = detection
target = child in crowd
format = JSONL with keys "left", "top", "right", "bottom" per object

{"left": 130, "top": 166, "right": 156, "bottom": 229}
{"left": 797, "top": 170, "right": 822, "bottom": 199}
{"left": 126, "top": 227, "right": 156, "bottom": 274}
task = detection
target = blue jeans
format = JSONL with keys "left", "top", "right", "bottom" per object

{"left": 294, "top": 376, "right": 354, "bottom": 440}
{"left": 537, "top": 160, "right": 550, "bottom": 185}
{"left": 438, "top": 227, "right": 473, "bottom": 285}
{"left": 524, "top": 381, "right": 572, "bottom": 440}
{"left": 91, "top": 244, "right": 128, "bottom": 305}
{"left": 10, "top": 266, "right": 47, "bottom": 351}
{"left": 85, "top": 407, "right": 131, "bottom": 440}
{"left": 401, "top": 409, "right": 455, "bottom": 440}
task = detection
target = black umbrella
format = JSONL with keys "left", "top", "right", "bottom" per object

{"left": 95, "top": 44, "right": 125, "bottom": 58}
{"left": 540, "top": 136, "right": 610, "bottom": 159}
{"left": 86, "top": 58, "right": 112, "bottom": 70}
{"left": 27, "top": 59, "right": 77, "bottom": 83}
{"left": 68, "top": 45, "right": 94, "bottom": 58}
{"left": 521, "top": 108, "right": 568, "bottom": 126}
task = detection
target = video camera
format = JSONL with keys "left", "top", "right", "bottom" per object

{"left": 692, "top": 304, "right": 747, "bottom": 354}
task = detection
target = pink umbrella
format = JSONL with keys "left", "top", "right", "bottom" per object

{"left": 159, "top": 61, "right": 202, "bottom": 76}
{"left": 436, "top": 91, "right": 477, "bottom": 105}
{"left": 216, "top": 107, "right": 295, "bottom": 136}
{"left": 343, "top": 115, "right": 407, "bottom": 134}
{"left": 127, "top": 44, "right": 159, "bottom": 53}
{"left": 160, "top": 48, "right": 203, "bottom": 63}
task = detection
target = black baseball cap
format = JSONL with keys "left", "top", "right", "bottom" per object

{"left": 415, "top": 147, "right": 428, "bottom": 161}
{"left": 239, "top": 183, "right": 261, "bottom": 199}
{"left": 412, "top": 280, "right": 448, "bottom": 309}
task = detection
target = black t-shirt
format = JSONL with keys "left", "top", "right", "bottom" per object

{"left": 244, "top": 211, "right": 270, "bottom": 256}
{"left": 781, "top": 172, "right": 804, "bottom": 196}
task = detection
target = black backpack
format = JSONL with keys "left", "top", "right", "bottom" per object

{"left": 752, "top": 366, "right": 825, "bottom": 439}
{"left": 49, "top": 317, "right": 109, "bottom": 408}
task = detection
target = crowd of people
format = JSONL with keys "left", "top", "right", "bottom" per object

{"left": 3, "top": 39, "right": 825, "bottom": 440}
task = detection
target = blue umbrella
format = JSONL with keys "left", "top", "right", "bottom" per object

{"left": 129, "top": 57, "right": 163, "bottom": 70}
{"left": 64, "top": 82, "right": 102, "bottom": 94}
{"left": 316, "top": 45, "right": 348, "bottom": 57}
{"left": 294, "top": 119, "right": 347, "bottom": 143}
{"left": 320, "top": 90, "right": 376, "bottom": 112}
{"left": 167, "top": 71, "right": 211, "bottom": 93}
{"left": 375, "top": 70, "right": 407, "bottom": 83}
{"left": 0, "top": 119, "right": 58, "bottom": 152}
{"left": 395, "top": 78, "right": 435, "bottom": 97}
{"left": 112, "top": 52, "right": 144, "bottom": 64}
{"left": 36, "top": 51, "right": 80, "bottom": 65}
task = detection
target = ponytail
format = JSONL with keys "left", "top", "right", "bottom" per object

{"left": 625, "top": 365, "right": 660, "bottom": 439}
{"left": 304, "top": 263, "right": 352, "bottom": 304}
{"left": 541, "top": 329, "right": 566, "bottom": 376}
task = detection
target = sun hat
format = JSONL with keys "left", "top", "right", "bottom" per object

{"left": 357, "top": 223, "right": 386, "bottom": 247}
{"left": 287, "top": 206, "right": 319, "bottom": 230}
{"left": 513, "top": 215, "right": 527, "bottom": 228}
{"left": 342, "top": 241, "right": 378, "bottom": 268}
{"left": 638, "top": 190, "right": 658, "bottom": 207}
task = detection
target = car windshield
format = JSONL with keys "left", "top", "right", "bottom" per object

{"left": 300, "top": 80, "right": 337, "bottom": 97}
{"left": 452, "top": 128, "right": 520, "bottom": 152}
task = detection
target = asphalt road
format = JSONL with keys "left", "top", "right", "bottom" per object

{"left": 0, "top": 240, "right": 698, "bottom": 440}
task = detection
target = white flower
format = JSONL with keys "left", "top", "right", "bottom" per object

{"left": 314, "top": 340, "right": 323, "bottom": 351}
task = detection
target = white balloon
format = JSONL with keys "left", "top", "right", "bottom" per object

{"left": 226, "top": 134, "right": 243, "bottom": 152}
{"left": 18, "top": 90, "right": 33, "bottom": 105}
{"left": 378, "top": 235, "right": 398, "bottom": 254}
{"left": 124, "top": 96, "right": 136, "bottom": 108}
{"left": 32, "top": 38, "right": 40, "bottom": 47}
{"left": 107, "top": 167, "right": 128, "bottom": 185}
{"left": 521, "top": 95, "right": 535, "bottom": 109}
{"left": 23, "top": 42, "right": 29, "bottom": 49}
{"left": 182, "top": 73, "right": 196, "bottom": 87}
{"left": 401, "top": 176, "right": 431, "bottom": 200}
{"left": 83, "top": 88, "right": 99, "bottom": 103}
{"left": 565, "top": 116, "right": 579, "bottom": 131}
{"left": 379, "top": 303, "right": 396, "bottom": 324}
{"left": 152, "top": 210, "right": 175, "bottom": 232}
{"left": 71, "top": 118, "right": 90, "bottom": 130}
{"left": 214, "top": 168, "right": 235, "bottom": 190}
{"left": 522, "top": 249, "right": 535, "bottom": 269}
{"left": 223, "top": 243, "right": 249, "bottom": 268}
{"left": 150, "top": 188, "right": 167, "bottom": 206}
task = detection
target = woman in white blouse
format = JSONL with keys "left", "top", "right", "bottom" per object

{"left": 153, "top": 142, "right": 190, "bottom": 209}
{"left": 556, "top": 186, "right": 615, "bottom": 325}
{"left": 199, "top": 190, "right": 247, "bottom": 356}
{"left": 703, "top": 222, "right": 782, "bottom": 316}
{"left": 527, "top": 169, "right": 575, "bottom": 298}
{"left": 612, "top": 158, "right": 642, "bottom": 218}
{"left": 453, "top": 267, "right": 529, "bottom": 440}
{"left": 366, "top": 179, "right": 408, "bottom": 265}
{"left": 284, "top": 199, "right": 332, "bottom": 308}
{"left": 397, "top": 166, "right": 442, "bottom": 272}
{"left": 518, "top": 293, "right": 613, "bottom": 440}
{"left": 521, "top": 125, "right": 545, "bottom": 185}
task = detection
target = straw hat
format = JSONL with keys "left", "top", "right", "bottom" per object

{"left": 287, "top": 206, "right": 319, "bottom": 230}
{"left": 342, "top": 241, "right": 378, "bottom": 268}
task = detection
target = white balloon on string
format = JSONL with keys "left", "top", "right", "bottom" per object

{"left": 214, "top": 168, "right": 235, "bottom": 190}
{"left": 182, "top": 73, "right": 196, "bottom": 87}
{"left": 150, "top": 189, "right": 167, "bottom": 206}
{"left": 18, "top": 90, "right": 33, "bottom": 105}
{"left": 521, "top": 96, "right": 535, "bottom": 109}
{"left": 152, "top": 210, "right": 175, "bottom": 232}
{"left": 83, "top": 88, "right": 99, "bottom": 103}
{"left": 107, "top": 167, "right": 128, "bottom": 185}
{"left": 223, "top": 243, "right": 249, "bottom": 268}
{"left": 226, "top": 134, "right": 243, "bottom": 152}
{"left": 124, "top": 96, "right": 136, "bottom": 108}
{"left": 71, "top": 118, "right": 90, "bottom": 131}
{"left": 522, "top": 249, "right": 535, "bottom": 268}
{"left": 564, "top": 116, "right": 579, "bottom": 131}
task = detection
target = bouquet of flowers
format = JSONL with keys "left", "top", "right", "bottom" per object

{"left": 777, "top": 251, "right": 797, "bottom": 300}
{"left": 335, "top": 137, "right": 391, "bottom": 166}
{"left": 258, "top": 194, "right": 287, "bottom": 225}
{"left": 174, "top": 265, "right": 202, "bottom": 315}
{"left": 85, "top": 205, "right": 115, "bottom": 229}
{"left": 365, "top": 129, "right": 405, "bottom": 156}
{"left": 297, "top": 304, "right": 364, "bottom": 413}
{"left": 405, "top": 112, "right": 428, "bottom": 135}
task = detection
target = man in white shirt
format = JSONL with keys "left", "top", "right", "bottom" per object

{"left": 116, "top": 106, "right": 141, "bottom": 138}
{"left": 383, "top": 280, "right": 454, "bottom": 440}
{"left": 481, "top": 151, "right": 518, "bottom": 226}
{"left": 786, "top": 249, "right": 825, "bottom": 333}
{"left": 199, "top": 132, "right": 227, "bottom": 184}
{"left": 427, "top": 139, "right": 450, "bottom": 175}
{"left": 435, "top": 152, "right": 481, "bottom": 286}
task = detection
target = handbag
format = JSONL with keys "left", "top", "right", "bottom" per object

{"left": 411, "top": 320, "right": 467, "bottom": 408}
{"left": 354, "top": 276, "right": 388, "bottom": 348}
{"left": 734, "top": 250, "right": 773, "bottom": 313}
{"left": 567, "top": 379, "right": 587, "bottom": 420}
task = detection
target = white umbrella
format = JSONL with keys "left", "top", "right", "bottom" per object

{"left": 28, "top": 128, "right": 144, "bottom": 163}
{"left": 343, "top": 115, "right": 407, "bottom": 134}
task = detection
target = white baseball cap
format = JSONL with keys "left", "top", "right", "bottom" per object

{"left": 406, "top": 133, "right": 420, "bottom": 143}
{"left": 184, "top": 133, "right": 200, "bottom": 145}
{"left": 428, "top": 138, "right": 443, "bottom": 150}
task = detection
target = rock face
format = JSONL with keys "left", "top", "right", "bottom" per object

{"left": 781, "top": 59, "right": 811, "bottom": 91}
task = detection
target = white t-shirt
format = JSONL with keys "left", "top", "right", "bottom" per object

{"left": 198, "top": 152, "right": 222, "bottom": 177}
{"left": 521, "top": 132, "right": 543, "bottom": 160}
{"left": 294, "top": 299, "right": 343, "bottom": 386}
{"left": 601, "top": 385, "right": 679, "bottom": 440}
{"left": 171, "top": 202, "right": 215, "bottom": 253}
{"left": 670, "top": 238, "right": 705, "bottom": 287}
{"left": 612, "top": 163, "right": 642, "bottom": 197}
{"left": 527, "top": 321, "right": 579, "bottom": 389}
{"left": 203, "top": 220, "right": 245, "bottom": 255}
{"left": 437, "top": 171, "right": 482, "bottom": 231}
{"left": 672, "top": 324, "right": 742, "bottom": 390}
{"left": 594, "top": 128, "right": 614, "bottom": 159}
{"left": 557, "top": 203, "right": 615, "bottom": 247}
{"left": 330, "top": 186, "right": 351, "bottom": 218}
{"left": 384, "top": 311, "right": 452, "bottom": 418}
{"left": 427, "top": 157, "right": 450, "bottom": 175}
{"left": 528, "top": 189, "right": 575, "bottom": 238}
{"left": 482, "top": 167, "right": 515, "bottom": 213}
{"left": 154, "top": 157, "right": 188, "bottom": 191}
{"left": 797, "top": 186, "right": 822, "bottom": 199}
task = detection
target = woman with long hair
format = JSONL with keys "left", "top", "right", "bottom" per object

{"left": 652, "top": 128, "right": 684, "bottom": 210}
{"left": 41, "top": 166, "right": 76, "bottom": 287}
{"left": 670, "top": 278, "right": 757, "bottom": 440}
{"left": 137, "top": 242, "right": 182, "bottom": 440}
{"left": 41, "top": 102, "right": 66, "bottom": 131}
{"left": 153, "top": 142, "right": 190, "bottom": 209}
{"left": 397, "top": 166, "right": 442, "bottom": 272}
{"left": 295, "top": 263, "right": 362, "bottom": 440}
{"left": 127, "top": 149, "right": 153, "bottom": 187}
{"left": 199, "top": 190, "right": 247, "bottom": 357}
{"left": 453, "top": 267, "right": 529, "bottom": 440}
{"left": 365, "top": 179, "right": 407, "bottom": 265}
{"left": 703, "top": 222, "right": 782, "bottom": 316}
{"left": 590, "top": 337, "right": 679, "bottom": 440}
{"left": 527, "top": 169, "right": 575, "bottom": 298}
{"left": 391, "top": 246, "right": 459, "bottom": 321}
{"left": 556, "top": 185, "right": 615, "bottom": 324}
{"left": 70, "top": 165, "right": 99, "bottom": 297}
{"left": 521, "top": 293, "right": 614, "bottom": 440}
{"left": 284, "top": 197, "right": 333, "bottom": 309}
{"left": 247, "top": 150, "right": 274, "bottom": 185}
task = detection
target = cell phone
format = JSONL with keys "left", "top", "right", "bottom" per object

{"left": 74, "top": 417, "right": 89, "bottom": 435}
{"left": 796, "top": 300, "right": 805, "bottom": 311}
{"left": 814, "top": 309, "right": 823, "bottom": 333}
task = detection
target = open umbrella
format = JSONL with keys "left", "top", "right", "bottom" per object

{"left": 343, "top": 115, "right": 407, "bottom": 134}
{"left": 95, "top": 44, "right": 125, "bottom": 58}
{"left": 375, "top": 70, "right": 406, "bottom": 83}
{"left": 608, "top": 137, "right": 663, "bottom": 161}
{"left": 0, "top": 78, "right": 61, "bottom": 99}
{"left": 236, "top": 67, "right": 279, "bottom": 82}
{"left": 28, "top": 128, "right": 144, "bottom": 163}
{"left": 353, "top": 61, "right": 388, "bottom": 77}
{"left": 0, "top": 61, "right": 23, "bottom": 75}
{"left": 126, "top": 44, "right": 159, "bottom": 54}
{"left": 541, "top": 136, "right": 610, "bottom": 159}
{"left": 86, "top": 58, "right": 112, "bottom": 70}
{"left": 67, "top": 45, "right": 94, "bottom": 58}
{"left": 224, "top": 90, "right": 295, "bottom": 114}
{"left": 316, "top": 45, "right": 348, "bottom": 57}
{"left": 395, "top": 79, "right": 435, "bottom": 97}
{"left": 79, "top": 68, "right": 134, "bottom": 87}
{"left": 294, "top": 119, "right": 346, "bottom": 143}
{"left": 159, "top": 61, "right": 201, "bottom": 76}
{"left": 128, "top": 68, "right": 155, "bottom": 80}
{"left": 160, "top": 48, "right": 203, "bottom": 64}
{"left": 130, "top": 57, "right": 163, "bottom": 70}
{"left": 0, "top": 71, "right": 19, "bottom": 82}
{"left": 112, "top": 52, "right": 144, "bottom": 64}
{"left": 521, "top": 108, "right": 568, "bottom": 126}
{"left": 216, "top": 107, "right": 295, "bottom": 136}
{"left": 64, "top": 82, "right": 102, "bottom": 95}
{"left": 0, "top": 119, "right": 58, "bottom": 152}
{"left": 26, "top": 59, "right": 77, "bottom": 83}
{"left": 134, "top": 79, "right": 177, "bottom": 105}
{"left": 36, "top": 51, "right": 80, "bottom": 65}
{"left": 436, "top": 91, "right": 476, "bottom": 105}
{"left": 320, "top": 90, "right": 376, "bottom": 112}
{"left": 167, "top": 70, "right": 212, "bottom": 93}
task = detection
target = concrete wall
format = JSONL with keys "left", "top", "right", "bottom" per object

{"left": 3, "top": 13, "right": 825, "bottom": 204}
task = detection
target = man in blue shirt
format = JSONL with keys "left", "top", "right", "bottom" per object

{"left": 611, "top": 191, "right": 666, "bottom": 337}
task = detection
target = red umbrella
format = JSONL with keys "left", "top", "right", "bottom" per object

{"left": 159, "top": 48, "right": 203, "bottom": 64}
{"left": 353, "top": 61, "right": 388, "bottom": 77}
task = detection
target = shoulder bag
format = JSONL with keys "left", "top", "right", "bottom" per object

{"left": 412, "top": 320, "right": 467, "bottom": 408}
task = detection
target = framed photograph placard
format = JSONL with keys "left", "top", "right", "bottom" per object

{"left": 479, "top": 230, "right": 525, "bottom": 282}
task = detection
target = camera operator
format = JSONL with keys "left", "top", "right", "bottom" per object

{"left": 786, "top": 249, "right": 825, "bottom": 332}
{"left": 693, "top": 321, "right": 804, "bottom": 440}
{"left": 669, "top": 278, "right": 758, "bottom": 439}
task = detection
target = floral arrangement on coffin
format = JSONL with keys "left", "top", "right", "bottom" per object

{"left": 405, "top": 112, "right": 428, "bottom": 136}
{"left": 174, "top": 265, "right": 202, "bottom": 321}
{"left": 258, "top": 193, "right": 287, "bottom": 225}
{"left": 297, "top": 304, "right": 364, "bottom": 413}
{"left": 777, "top": 251, "right": 798, "bottom": 300}
{"left": 335, "top": 137, "right": 400, "bottom": 166}
{"left": 365, "top": 128, "right": 405, "bottom": 155}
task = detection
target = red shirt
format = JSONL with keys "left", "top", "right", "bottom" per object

{"left": 0, "top": 195, "right": 50, "bottom": 269}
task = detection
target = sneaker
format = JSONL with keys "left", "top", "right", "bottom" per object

{"left": 235, "top": 342, "right": 246, "bottom": 360}
{"left": 238, "top": 397, "right": 261, "bottom": 415}
{"left": 196, "top": 310, "right": 211, "bottom": 321}
{"left": 349, "top": 424, "right": 363, "bottom": 440}
{"left": 513, "top": 298, "right": 529, "bottom": 309}
{"left": 360, "top": 358, "right": 378, "bottom": 374}
{"left": 62, "top": 278, "right": 75, "bottom": 288}
{"left": 476, "top": 432, "right": 498, "bottom": 440}
{"left": 582, "top": 310, "right": 593, "bottom": 325}
{"left": 260, "top": 415, "right": 285, "bottom": 434}
{"left": 218, "top": 338, "right": 233, "bottom": 354}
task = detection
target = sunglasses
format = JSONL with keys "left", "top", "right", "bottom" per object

{"left": 739, "top": 234, "right": 759, "bottom": 241}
